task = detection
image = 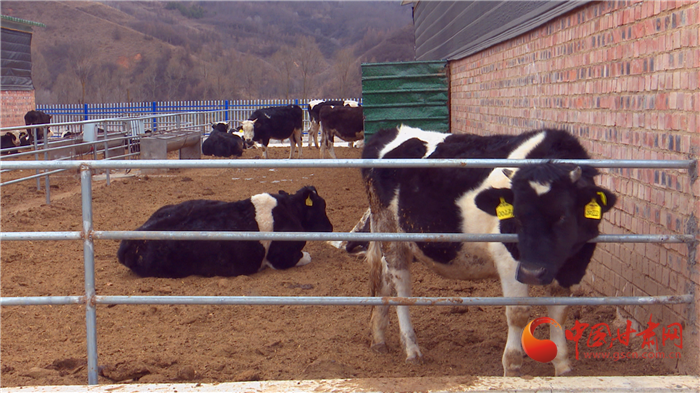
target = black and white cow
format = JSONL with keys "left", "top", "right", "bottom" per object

{"left": 318, "top": 105, "right": 364, "bottom": 159}
{"left": 240, "top": 105, "right": 303, "bottom": 159}
{"left": 360, "top": 125, "right": 616, "bottom": 377}
{"left": 202, "top": 122, "right": 244, "bottom": 158}
{"left": 23, "top": 110, "right": 52, "bottom": 144}
{"left": 0, "top": 132, "right": 19, "bottom": 155}
{"left": 117, "top": 186, "right": 333, "bottom": 278}
{"left": 306, "top": 100, "right": 359, "bottom": 148}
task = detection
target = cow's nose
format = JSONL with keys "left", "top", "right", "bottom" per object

{"left": 516, "top": 265, "right": 547, "bottom": 285}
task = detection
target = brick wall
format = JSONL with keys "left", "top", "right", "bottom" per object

{"left": 0, "top": 90, "right": 35, "bottom": 128}
{"left": 450, "top": 0, "right": 699, "bottom": 374}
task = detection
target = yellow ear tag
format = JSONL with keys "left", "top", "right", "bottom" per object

{"left": 305, "top": 196, "right": 313, "bottom": 207}
{"left": 597, "top": 191, "right": 607, "bottom": 206}
{"left": 496, "top": 197, "right": 514, "bottom": 220}
{"left": 584, "top": 198, "right": 602, "bottom": 219}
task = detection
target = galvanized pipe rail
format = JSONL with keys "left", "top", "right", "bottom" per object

{"left": 0, "top": 158, "right": 696, "bottom": 385}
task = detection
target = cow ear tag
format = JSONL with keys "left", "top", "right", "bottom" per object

{"left": 496, "top": 197, "right": 514, "bottom": 220}
{"left": 305, "top": 196, "right": 313, "bottom": 207}
{"left": 584, "top": 198, "right": 602, "bottom": 219}
{"left": 597, "top": 191, "right": 607, "bottom": 206}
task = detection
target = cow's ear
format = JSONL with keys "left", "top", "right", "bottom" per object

{"left": 587, "top": 187, "right": 616, "bottom": 214}
{"left": 475, "top": 188, "right": 514, "bottom": 217}
{"left": 300, "top": 186, "right": 319, "bottom": 207}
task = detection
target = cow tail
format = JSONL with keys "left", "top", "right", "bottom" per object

{"left": 367, "top": 240, "right": 384, "bottom": 297}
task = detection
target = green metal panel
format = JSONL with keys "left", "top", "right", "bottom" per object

{"left": 361, "top": 60, "right": 449, "bottom": 140}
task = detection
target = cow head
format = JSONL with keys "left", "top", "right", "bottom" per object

{"left": 475, "top": 163, "right": 616, "bottom": 287}
{"left": 240, "top": 119, "right": 257, "bottom": 144}
{"left": 280, "top": 186, "right": 334, "bottom": 233}
{"left": 211, "top": 122, "right": 229, "bottom": 133}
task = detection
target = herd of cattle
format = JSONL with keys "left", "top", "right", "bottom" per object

{"left": 4, "top": 103, "right": 618, "bottom": 377}
{"left": 201, "top": 99, "right": 365, "bottom": 159}
{"left": 1, "top": 101, "right": 365, "bottom": 159}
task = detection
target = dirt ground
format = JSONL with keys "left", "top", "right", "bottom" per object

{"left": 1, "top": 146, "right": 677, "bottom": 387}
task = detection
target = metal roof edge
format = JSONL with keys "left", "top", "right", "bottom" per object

{"left": 1, "top": 15, "right": 46, "bottom": 30}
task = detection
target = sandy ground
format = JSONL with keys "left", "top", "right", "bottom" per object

{"left": 0, "top": 146, "right": 676, "bottom": 387}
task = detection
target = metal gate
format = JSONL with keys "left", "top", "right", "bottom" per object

{"left": 0, "top": 156, "right": 695, "bottom": 386}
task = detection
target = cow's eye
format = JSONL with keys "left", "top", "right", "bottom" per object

{"left": 556, "top": 215, "right": 566, "bottom": 225}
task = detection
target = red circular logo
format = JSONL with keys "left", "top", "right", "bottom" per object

{"left": 521, "top": 316, "right": 562, "bottom": 363}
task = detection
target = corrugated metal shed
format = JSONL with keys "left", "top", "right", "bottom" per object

{"left": 412, "top": 1, "right": 590, "bottom": 61}
{"left": 361, "top": 60, "right": 449, "bottom": 139}
{"left": 1, "top": 15, "right": 45, "bottom": 91}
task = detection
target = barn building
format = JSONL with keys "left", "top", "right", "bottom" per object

{"left": 0, "top": 15, "right": 45, "bottom": 128}
{"left": 405, "top": 0, "right": 699, "bottom": 374}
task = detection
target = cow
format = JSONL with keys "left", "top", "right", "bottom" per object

{"left": 240, "top": 105, "right": 303, "bottom": 159}
{"left": 318, "top": 105, "right": 364, "bottom": 159}
{"left": 202, "top": 122, "right": 244, "bottom": 158}
{"left": 23, "top": 110, "right": 53, "bottom": 144}
{"left": 1, "top": 132, "right": 19, "bottom": 155}
{"left": 117, "top": 186, "right": 334, "bottom": 278}
{"left": 306, "top": 100, "right": 359, "bottom": 148}
{"left": 360, "top": 125, "right": 616, "bottom": 377}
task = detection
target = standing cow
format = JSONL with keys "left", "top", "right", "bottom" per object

{"left": 202, "top": 122, "right": 245, "bottom": 158}
{"left": 306, "top": 100, "right": 359, "bottom": 148}
{"left": 240, "top": 105, "right": 303, "bottom": 159}
{"left": 360, "top": 125, "right": 616, "bottom": 377}
{"left": 23, "top": 110, "right": 52, "bottom": 144}
{"left": 117, "top": 186, "right": 333, "bottom": 278}
{"left": 318, "top": 105, "right": 364, "bottom": 159}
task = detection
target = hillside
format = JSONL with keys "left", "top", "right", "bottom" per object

{"left": 1, "top": 1, "right": 415, "bottom": 104}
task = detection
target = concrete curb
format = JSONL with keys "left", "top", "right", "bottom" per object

{"left": 1, "top": 375, "right": 698, "bottom": 393}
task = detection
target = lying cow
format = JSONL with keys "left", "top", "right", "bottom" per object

{"left": 306, "top": 100, "right": 359, "bottom": 148}
{"left": 23, "top": 110, "right": 52, "bottom": 144}
{"left": 0, "top": 132, "right": 19, "bottom": 155}
{"left": 360, "top": 125, "right": 616, "bottom": 377}
{"left": 318, "top": 105, "right": 364, "bottom": 159}
{"left": 117, "top": 186, "right": 333, "bottom": 278}
{"left": 240, "top": 105, "right": 303, "bottom": 159}
{"left": 202, "top": 122, "right": 244, "bottom": 158}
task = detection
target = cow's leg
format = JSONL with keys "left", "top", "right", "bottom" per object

{"left": 294, "top": 127, "right": 303, "bottom": 158}
{"left": 495, "top": 252, "right": 530, "bottom": 376}
{"left": 368, "top": 209, "right": 421, "bottom": 362}
{"left": 547, "top": 284, "right": 572, "bottom": 376}
{"left": 262, "top": 144, "right": 269, "bottom": 159}
{"left": 368, "top": 241, "right": 391, "bottom": 352}
{"left": 390, "top": 244, "right": 421, "bottom": 362}
{"left": 319, "top": 125, "right": 327, "bottom": 159}
{"left": 328, "top": 134, "right": 338, "bottom": 159}
{"left": 289, "top": 129, "right": 301, "bottom": 159}
{"left": 308, "top": 122, "right": 319, "bottom": 148}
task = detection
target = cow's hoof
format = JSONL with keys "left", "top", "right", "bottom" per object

{"left": 503, "top": 368, "right": 522, "bottom": 377}
{"left": 371, "top": 342, "right": 388, "bottom": 354}
{"left": 555, "top": 365, "right": 573, "bottom": 376}
{"left": 405, "top": 354, "right": 424, "bottom": 364}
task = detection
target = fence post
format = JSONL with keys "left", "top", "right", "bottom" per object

{"left": 225, "top": 100, "right": 229, "bottom": 123}
{"left": 84, "top": 104, "right": 89, "bottom": 121}
{"left": 152, "top": 102, "right": 157, "bottom": 132}
{"left": 80, "top": 166, "right": 99, "bottom": 385}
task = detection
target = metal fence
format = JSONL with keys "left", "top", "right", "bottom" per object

{"left": 0, "top": 157, "right": 695, "bottom": 385}
{"left": 36, "top": 98, "right": 363, "bottom": 134}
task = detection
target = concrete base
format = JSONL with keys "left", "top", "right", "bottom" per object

{"left": 140, "top": 131, "right": 202, "bottom": 174}
{"left": 0, "top": 376, "right": 697, "bottom": 393}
